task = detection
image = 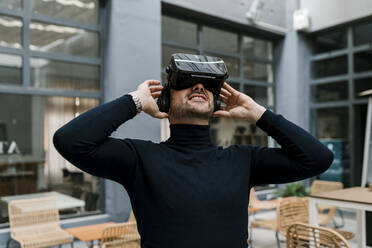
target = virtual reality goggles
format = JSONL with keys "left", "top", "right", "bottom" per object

{"left": 165, "top": 53, "right": 229, "bottom": 95}
{"left": 157, "top": 53, "right": 229, "bottom": 112}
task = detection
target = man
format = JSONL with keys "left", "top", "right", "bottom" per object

{"left": 53, "top": 66, "right": 333, "bottom": 247}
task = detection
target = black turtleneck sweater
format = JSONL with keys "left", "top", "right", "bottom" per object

{"left": 53, "top": 95, "right": 333, "bottom": 248}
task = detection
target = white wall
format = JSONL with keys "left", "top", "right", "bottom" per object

{"left": 163, "top": 0, "right": 287, "bottom": 30}
{"left": 300, "top": 0, "right": 372, "bottom": 32}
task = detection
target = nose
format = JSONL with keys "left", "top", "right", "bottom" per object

{"left": 191, "top": 83, "right": 205, "bottom": 91}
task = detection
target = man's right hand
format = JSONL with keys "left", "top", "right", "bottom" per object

{"left": 129, "top": 80, "right": 168, "bottom": 119}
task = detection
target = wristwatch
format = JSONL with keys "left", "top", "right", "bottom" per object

{"left": 129, "top": 92, "right": 142, "bottom": 114}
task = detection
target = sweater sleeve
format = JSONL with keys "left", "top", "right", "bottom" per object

{"left": 250, "top": 110, "right": 334, "bottom": 186}
{"left": 53, "top": 94, "right": 138, "bottom": 187}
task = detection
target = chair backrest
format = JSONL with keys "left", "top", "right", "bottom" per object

{"left": 128, "top": 211, "right": 136, "bottom": 222}
{"left": 311, "top": 180, "right": 343, "bottom": 195}
{"left": 8, "top": 197, "right": 61, "bottom": 238}
{"left": 101, "top": 223, "right": 139, "bottom": 248}
{"left": 249, "top": 188, "right": 260, "bottom": 204}
{"left": 287, "top": 223, "right": 350, "bottom": 248}
{"left": 277, "top": 197, "right": 309, "bottom": 235}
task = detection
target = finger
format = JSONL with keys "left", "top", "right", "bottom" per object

{"left": 219, "top": 94, "right": 229, "bottom": 103}
{"left": 223, "top": 82, "right": 239, "bottom": 95}
{"left": 220, "top": 88, "right": 231, "bottom": 96}
{"left": 154, "top": 112, "right": 169, "bottom": 119}
{"left": 146, "top": 80, "right": 161, "bottom": 86}
{"left": 213, "top": 110, "right": 231, "bottom": 118}
{"left": 152, "top": 92, "right": 161, "bottom": 99}
{"left": 150, "top": 86, "right": 163, "bottom": 92}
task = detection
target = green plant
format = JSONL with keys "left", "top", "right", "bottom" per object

{"left": 274, "top": 182, "right": 311, "bottom": 197}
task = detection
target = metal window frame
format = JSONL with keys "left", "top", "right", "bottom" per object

{"left": 309, "top": 23, "right": 372, "bottom": 187}
{"left": 0, "top": 0, "right": 104, "bottom": 98}
{"left": 0, "top": 0, "right": 106, "bottom": 226}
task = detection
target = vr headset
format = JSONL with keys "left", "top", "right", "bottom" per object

{"left": 157, "top": 53, "right": 229, "bottom": 112}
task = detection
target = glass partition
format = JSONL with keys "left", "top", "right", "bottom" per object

{"left": 0, "top": 94, "right": 101, "bottom": 224}
{"left": 30, "top": 58, "right": 100, "bottom": 91}
{"left": 32, "top": 0, "right": 99, "bottom": 24}
{"left": 30, "top": 22, "right": 99, "bottom": 57}
{"left": 0, "top": 15, "right": 22, "bottom": 49}
{"left": 0, "top": 53, "right": 22, "bottom": 85}
{"left": 362, "top": 97, "right": 372, "bottom": 186}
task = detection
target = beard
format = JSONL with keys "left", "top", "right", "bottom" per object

{"left": 170, "top": 98, "right": 214, "bottom": 121}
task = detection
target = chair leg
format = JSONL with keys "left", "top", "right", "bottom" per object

{"left": 248, "top": 224, "right": 253, "bottom": 246}
{"left": 332, "top": 209, "right": 345, "bottom": 228}
{"left": 275, "top": 231, "right": 281, "bottom": 248}
{"left": 337, "top": 209, "right": 345, "bottom": 228}
{"left": 6, "top": 238, "right": 12, "bottom": 248}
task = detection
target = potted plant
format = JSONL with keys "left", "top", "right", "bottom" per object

{"left": 274, "top": 182, "right": 310, "bottom": 198}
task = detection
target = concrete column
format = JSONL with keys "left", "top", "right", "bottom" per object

{"left": 103, "top": 0, "right": 162, "bottom": 221}
{"left": 274, "top": 0, "right": 310, "bottom": 130}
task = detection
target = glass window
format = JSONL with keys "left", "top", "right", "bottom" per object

{"left": 203, "top": 26, "right": 238, "bottom": 53}
{"left": 311, "top": 56, "right": 348, "bottom": 78}
{"left": 162, "top": 45, "right": 198, "bottom": 68}
{"left": 210, "top": 118, "right": 268, "bottom": 148}
{"left": 0, "top": 0, "right": 21, "bottom": 10}
{"left": 316, "top": 107, "right": 348, "bottom": 139}
{"left": 30, "top": 22, "right": 99, "bottom": 57}
{"left": 228, "top": 82, "right": 240, "bottom": 91}
{"left": 0, "top": 54, "right": 22, "bottom": 85}
{"left": 312, "top": 81, "right": 348, "bottom": 102}
{"left": 204, "top": 53, "right": 239, "bottom": 78}
{"left": 244, "top": 61, "right": 273, "bottom": 82}
{"left": 30, "top": 58, "right": 100, "bottom": 92}
{"left": 162, "top": 16, "right": 197, "bottom": 46}
{"left": 243, "top": 36, "right": 273, "bottom": 60}
{"left": 316, "top": 107, "right": 349, "bottom": 185}
{"left": 310, "top": 29, "right": 347, "bottom": 54}
{"left": 0, "top": 16, "right": 22, "bottom": 49}
{"left": 354, "top": 77, "right": 372, "bottom": 98}
{"left": 0, "top": 94, "right": 101, "bottom": 224}
{"left": 354, "top": 50, "right": 372, "bottom": 73}
{"left": 32, "top": 0, "right": 99, "bottom": 25}
{"left": 244, "top": 85, "right": 274, "bottom": 106}
{"left": 354, "top": 21, "right": 372, "bottom": 46}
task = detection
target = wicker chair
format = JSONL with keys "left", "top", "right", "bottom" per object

{"left": 249, "top": 187, "right": 280, "bottom": 211}
{"left": 100, "top": 211, "right": 140, "bottom": 248}
{"left": 311, "top": 180, "right": 344, "bottom": 227}
{"left": 7, "top": 197, "right": 74, "bottom": 248}
{"left": 251, "top": 197, "right": 354, "bottom": 248}
{"left": 287, "top": 223, "right": 351, "bottom": 248}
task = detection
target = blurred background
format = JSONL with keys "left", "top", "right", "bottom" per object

{"left": 0, "top": 0, "right": 371, "bottom": 246}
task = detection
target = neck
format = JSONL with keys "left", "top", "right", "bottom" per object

{"left": 166, "top": 123, "right": 213, "bottom": 147}
{"left": 169, "top": 117, "right": 209, "bottom": 125}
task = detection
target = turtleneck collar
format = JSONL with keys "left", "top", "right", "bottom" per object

{"left": 165, "top": 124, "right": 213, "bottom": 147}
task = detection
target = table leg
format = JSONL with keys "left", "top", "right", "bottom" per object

{"left": 308, "top": 198, "right": 318, "bottom": 226}
{"left": 357, "top": 209, "right": 366, "bottom": 248}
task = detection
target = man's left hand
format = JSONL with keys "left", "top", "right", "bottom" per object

{"left": 213, "top": 82, "right": 266, "bottom": 124}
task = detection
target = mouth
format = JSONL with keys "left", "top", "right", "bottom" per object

{"left": 188, "top": 93, "right": 207, "bottom": 102}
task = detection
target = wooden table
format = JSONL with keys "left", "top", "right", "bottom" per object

{"left": 66, "top": 222, "right": 115, "bottom": 247}
{"left": 309, "top": 187, "right": 372, "bottom": 248}
{"left": 0, "top": 191, "right": 85, "bottom": 217}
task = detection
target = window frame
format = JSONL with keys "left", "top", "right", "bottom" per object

{"left": 309, "top": 23, "right": 372, "bottom": 187}
{"left": 0, "top": 0, "right": 104, "bottom": 99}
{"left": 0, "top": 0, "right": 107, "bottom": 227}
